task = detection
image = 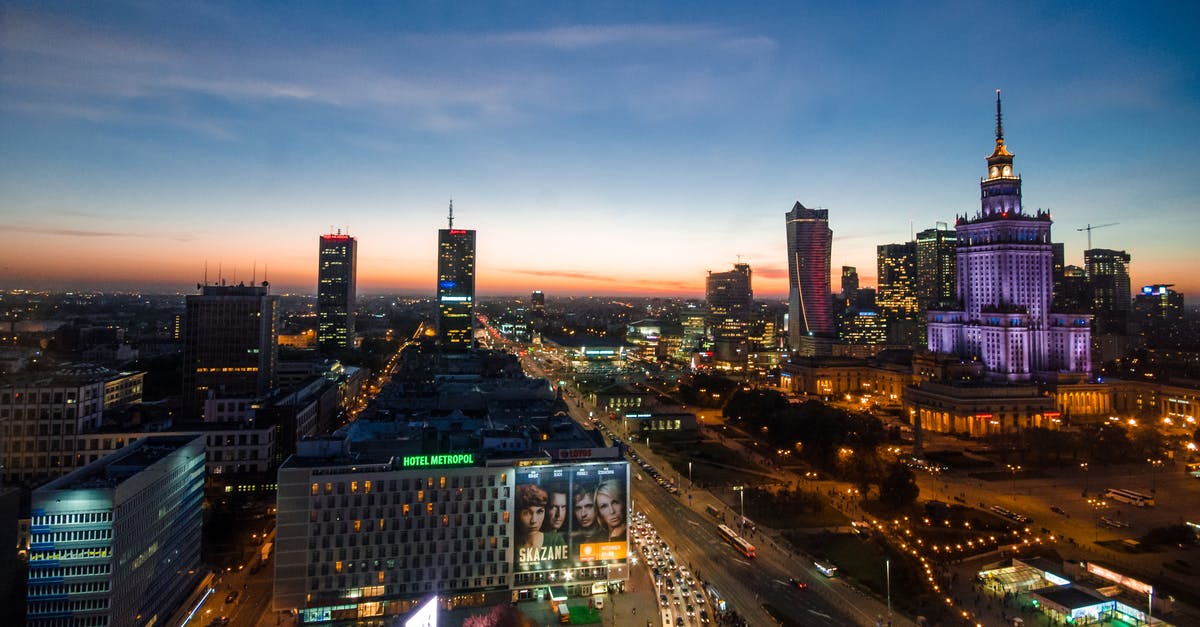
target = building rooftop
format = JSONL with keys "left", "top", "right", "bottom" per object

{"left": 1031, "top": 585, "right": 1110, "bottom": 610}
{"left": 40, "top": 434, "right": 201, "bottom": 491}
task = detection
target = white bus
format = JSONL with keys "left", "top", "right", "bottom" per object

{"left": 814, "top": 561, "right": 838, "bottom": 577}
{"left": 1104, "top": 488, "right": 1155, "bottom": 507}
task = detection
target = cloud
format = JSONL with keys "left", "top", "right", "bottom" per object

{"left": 753, "top": 265, "right": 789, "bottom": 279}
{"left": 10, "top": 225, "right": 197, "bottom": 242}
{"left": 503, "top": 268, "right": 605, "bottom": 281}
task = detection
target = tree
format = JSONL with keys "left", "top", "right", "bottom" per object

{"left": 878, "top": 463, "right": 919, "bottom": 510}
{"left": 462, "top": 604, "right": 531, "bottom": 627}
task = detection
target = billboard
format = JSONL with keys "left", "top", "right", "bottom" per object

{"left": 514, "top": 461, "right": 628, "bottom": 573}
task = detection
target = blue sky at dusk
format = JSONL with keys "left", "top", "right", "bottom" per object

{"left": 1, "top": 1, "right": 1198, "bottom": 297}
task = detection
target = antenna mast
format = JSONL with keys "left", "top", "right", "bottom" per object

{"left": 448, "top": 198, "right": 454, "bottom": 229}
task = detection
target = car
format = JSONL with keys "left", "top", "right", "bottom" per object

{"left": 224, "top": 591, "right": 239, "bottom": 604}
{"left": 699, "top": 610, "right": 711, "bottom": 624}
{"left": 788, "top": 577, "right": 809, "bottom": 589}
{"left": 694, "top": 592, "right": 705, "bottom": 605}
{"left": 660, "top": 594, "right": 669, "bottom": 607}
{"left": 676, "top": 617, "right": 685, "bottom": 626}
{"left": 1051, "top": 506, "right": 1068, "bottom": 516}
{"left": 686, "top": 604, "right": 695, "bottom": 617}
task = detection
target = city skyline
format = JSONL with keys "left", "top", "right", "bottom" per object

{"left": 2, "top": 2, "right": 1198, "bottom": 297}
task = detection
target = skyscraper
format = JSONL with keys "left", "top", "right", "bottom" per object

{"left": 785, "top": 201, "right": 833, "bottom": 353}
{"left": 26, "top": 435, "right": 205, "bottom": 627}
{"left": 841, "top": 266, "right": 859, "bottom": 303}
{"left": 531, "top": 290, "right": 545, "bottom": 313}
{"left": 1085, "top": 248, "right": 1131, "bottom": 333}
{"left": 437, "top": 202, "right": 476, "bottom": 350}
{"left": 706, "top": 263, "right": 753, "bottom": 364}
{"left": 182, "top": 282, "right": 279, "bottom": 417}
{"left": 927, "top": 92, "right": 1091, "bottom": 379}
{"left": 317, "top": 231, "right": 357, "bottom": 351}
{"left": 877, "top": 242, "right": 919, "bottom": 344}
{"left": 915, "top": 225, "right": 957, "bottom": 310}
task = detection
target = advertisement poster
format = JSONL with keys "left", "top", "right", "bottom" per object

{"left": 513, "top": 462, "right": 628, "bottom": 573}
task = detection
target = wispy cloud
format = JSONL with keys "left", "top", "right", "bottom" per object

{"left": 10, "top": 225, "right": 198, "bottom": 242}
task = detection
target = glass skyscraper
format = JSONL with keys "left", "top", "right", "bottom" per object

{"left": 785, "top": 201, "right": 833, "bottom": 353}
{"left": 437, "top": 202, "right": 476, "bottom": 351}
{"left": 317, "top": 231, "right": 357, "bottom": 351}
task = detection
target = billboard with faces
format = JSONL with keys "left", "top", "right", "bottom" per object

{"left": 513, "top": 461, "right": 628, "bottom": 573}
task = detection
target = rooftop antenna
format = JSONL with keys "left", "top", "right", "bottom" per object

{"left": 252, "top": 260, "right": 257, "bottom": 285}
{"left": 218, "top": 262, "right": 223, "bottom": 286}
{"left": 995, "top": 89, "right": 1004, "bottom": 142}
{"left": 263, "top": 264, "right": 269, "bottom": 287}
{"left": 203, "top": 260, "right": 208, "bottom": 287}
{"left": 447, "top": 198, "right": 454, "bottom": 229}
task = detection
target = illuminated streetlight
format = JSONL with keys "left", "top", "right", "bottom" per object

{"left": 732, "top": 485, "right": 745, "bottom": 531}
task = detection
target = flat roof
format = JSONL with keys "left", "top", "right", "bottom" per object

{"left": 1032, "top": 585, "right": 1110, "bottom": 610}
{"left": 42, "top": 434, "right": 201, "bottom": 491}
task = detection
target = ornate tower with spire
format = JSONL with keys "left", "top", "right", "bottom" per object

{"left": 926, "top": 92, "right": 1091, "bottom": 381}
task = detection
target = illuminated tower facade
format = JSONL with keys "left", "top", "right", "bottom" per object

{"left": 1084, "top": 248, "right": 1131, "bottom": 333}
{"left": 437, "top": 202, "right": 476, "bottom": 350}
{"left": 927, "top": 92, "right": 1091, "bottom": 379}
{"left": 785, "top": 201, "right": 833, "bottom": 352}
{"left": 706, "top": 263, "right": 753, "bottom": 364}
{"left": 317, "top": 231, "right": 357, "bottom": 351}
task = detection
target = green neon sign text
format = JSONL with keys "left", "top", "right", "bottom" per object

{"left": 401, "top": 453, "right": 475, "bottom": 468}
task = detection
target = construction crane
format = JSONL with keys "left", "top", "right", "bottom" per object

{"left": 1077, "top": 222, "right": 1118, "bottom": 250}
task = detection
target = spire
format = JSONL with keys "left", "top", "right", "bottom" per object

{"left": 447, "top": 198, "right": 454, "bottom": 228}
{"left": 995, "top": 89, "right": 1003, "bottom": 142}
{"left": 987, "top": 89, "right": 1012, "bottom": 164}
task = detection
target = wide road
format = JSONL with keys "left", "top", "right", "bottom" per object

{"left": 521, "top": 353, "right": 861, "bottom": 626}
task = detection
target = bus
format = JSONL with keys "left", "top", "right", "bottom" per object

{"left": 1186, "top": 462, "right": 1200, "bottom": 479}
{"left": 814, "top": 561, "right": 838, "bottom": 577}
{"left": 989, "top": 505, "right": 1032, "bottom": 524}
{"left": 717, "top": 524, "right": 757, "bottom": 558}
{"left": 1104, "top": 488, "right": 1155, "bottom": 507}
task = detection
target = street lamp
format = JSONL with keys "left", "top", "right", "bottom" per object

{"left": 1080, "top": 461, "right": 1090, "bottom": 497}
{"left": 1006, "top": 464, "right": 1021, "bottom": 496}
{"left": 688, "top": 461, "right": 693, "bottom": 488}
{"left": 1148, "top": 458, "right": 1163, "bottom": 493}
{"left": 732, "top": 485, "right": 745, "bottom": 531}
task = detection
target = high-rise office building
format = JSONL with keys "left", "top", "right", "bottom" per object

{"left": 915, "top": 225, "right": 957, "bottom": 310}
{"left": 26, "top": 435, "right": 205, "bottom": 627}
{"left": 877, "top": 242, "right": 919, "bottom": 344}
{"left": 437, "top": 202, "right": 477, "bottom": 351}
{"left": 841, "top": 266, "right": 859, "bottom": 303}
{"left": 1085, "top": 248, "right": 1132, "bottom": 333}
{"left": 1056, "top": 265, "right": 1090, "bottom": 313}
{"left": 927, "top": 92, "right": 1091, "bottom": 379}
{"left": 1133, "top": 284, "right": 1183, "bottom": 327}
{"left": 182, "top": 282, "right": 279, "bottom": 417}
{"left": 785, "top": 201, "right": 833, "bottom": 353}
{"left": 317, "top": 231, "right": 357, "bottom": 351}
{"left": 530, "top": 290, "right": 545, "bottom": 313}
{"left": 706, "top": 263, "right": 753, "bottom": 364}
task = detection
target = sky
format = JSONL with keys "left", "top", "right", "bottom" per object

{"left": 1, "top": 1, "right": 1198, "bottom": 299}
